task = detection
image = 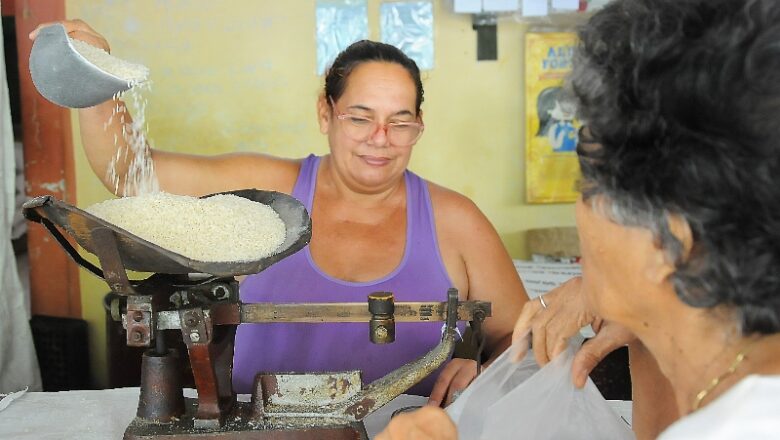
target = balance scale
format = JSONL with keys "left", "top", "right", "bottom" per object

{"left": 23, "top": 189, "right": 490, "bottom": 439}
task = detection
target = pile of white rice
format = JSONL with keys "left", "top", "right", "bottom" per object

{"left": 85, "top": 192, "right": 286, "bottom": 262}
{"left": 70, "top": 38, "right": 149, "bottom": 85}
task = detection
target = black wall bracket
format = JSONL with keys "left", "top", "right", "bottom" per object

{"left": 472, "top": 13, "right": 498, "bottom": 61}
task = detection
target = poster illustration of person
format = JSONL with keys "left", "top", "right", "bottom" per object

{"left": 525, "top": 32, "right": 580, "bottom": 203}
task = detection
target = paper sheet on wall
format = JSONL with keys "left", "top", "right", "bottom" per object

{"left": 454, "top": 0, "right": 482, "bottom": 13}
{"left": 552, "top": 0, "right": 580, "bottom": 10}
{"left": 316, "top": 0, "right": 369, "bottom": 75}
{"left": 514, "top": 261, "right": 581, "bottom": 298}
{"left": 522, "top": 0, "right": 549, "bottom": 16}
{"left": 484, "top": 0, "right": 520, "bottom": 12}
{"left": 380, "top": 1, "right": 434, "bottom": 70}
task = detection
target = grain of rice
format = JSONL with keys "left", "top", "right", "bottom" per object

{"left": 86, "top": 192, "right": 287, "bottom": 263}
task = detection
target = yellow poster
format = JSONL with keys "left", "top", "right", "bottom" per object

{"left": 525, "top": 32, "right": 580, "bottom": 204}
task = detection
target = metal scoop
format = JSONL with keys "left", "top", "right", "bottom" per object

{"left": 29, "top": 23, "right": 136, "bottom": 108}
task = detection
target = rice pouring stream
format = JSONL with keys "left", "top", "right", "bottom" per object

{"left": 70, "top": 37, "right": 159, "bottom": 197}
{"left": 104, "top": 79, "right": 159, "bottom": 197}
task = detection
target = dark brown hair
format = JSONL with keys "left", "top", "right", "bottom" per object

{"left": 324, "top": 40, "right": 424, "bottom": 115}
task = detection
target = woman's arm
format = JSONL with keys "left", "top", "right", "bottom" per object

{"left": 449, "top": 196, "right": 528, "bottom": 359}
{"left": 79, "top": 100, "right": 299, "bottom": 196}
{"left": 33, "top": 20, "right": 300, "bottom": 197}
{"left": 428, "top": 184, "right": 529, "bottom": 405}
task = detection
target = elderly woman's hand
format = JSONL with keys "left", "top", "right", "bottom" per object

{"left": 511, "top": 276, "right": 636, "bottom": 388}
{"left": 375, "top": 406, "right": 458, "bottom": 440}
{"left": 29, "top": 19, "right": 110, "bottom": 53}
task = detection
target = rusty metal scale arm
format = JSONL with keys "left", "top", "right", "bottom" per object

{"left": 155, "top": 299, "right": 491, "bottom": 329}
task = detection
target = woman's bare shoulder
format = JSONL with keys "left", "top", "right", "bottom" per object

{"left": 424, "top": 180, "right": 503, "bottom": 256}
{"left": 426, "top": 180, "right": 486, "bottom": 223}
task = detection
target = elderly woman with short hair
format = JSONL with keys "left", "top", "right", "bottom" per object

{"left": 378, "top": 0, "right": 780, "bottom": 438}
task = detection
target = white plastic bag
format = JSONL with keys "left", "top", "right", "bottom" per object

{"left": 447, "top": 338, "right": 635, "bottom": 440}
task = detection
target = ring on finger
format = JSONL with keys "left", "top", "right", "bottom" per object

{"left": 539, "top": 294, "right": 548, "bottom": 309}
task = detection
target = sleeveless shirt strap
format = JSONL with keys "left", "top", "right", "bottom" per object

{"left": 291, "top": 154, "right": 319, "bottom": 210}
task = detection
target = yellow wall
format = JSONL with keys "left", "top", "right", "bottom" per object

{"left": 66, "top": 0, "right": 576, "bottom": 388}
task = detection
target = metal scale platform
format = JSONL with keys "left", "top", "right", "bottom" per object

{"left": 23, "top": 189, "right": 491, "bottom": 439}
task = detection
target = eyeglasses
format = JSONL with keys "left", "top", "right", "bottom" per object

{"left": 330, "top": 98, "right": 424, "bottom": 147}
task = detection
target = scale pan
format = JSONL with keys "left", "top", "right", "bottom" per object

{"left": 22, "top": 189, "right": 311, "bottom": 277}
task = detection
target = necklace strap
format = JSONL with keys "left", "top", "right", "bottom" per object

{"left": 691, "top": 339, "right": 758, "bottom": 411}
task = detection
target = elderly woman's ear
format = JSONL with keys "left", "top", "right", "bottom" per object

{"left": 646, "top": 214, "right": 693, "bottom": 285}
{"left": 667, "top": 214, "right": 693, "bottom": 260}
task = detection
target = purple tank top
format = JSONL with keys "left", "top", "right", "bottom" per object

{"left": 232, "top": 154, "right": 459, "bottom": 396}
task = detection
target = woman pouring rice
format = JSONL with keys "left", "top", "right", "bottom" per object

{"left": 29, "top": 21, "right": 528, "bottom": 403}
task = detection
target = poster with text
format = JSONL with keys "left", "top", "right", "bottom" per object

{"left": 525, "top": 32, "right": 580, "bottom": 204}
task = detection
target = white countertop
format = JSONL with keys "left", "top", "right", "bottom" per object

{"left": 0, "top": 387, "right": 631, "bottom": 439}
{"left": 0, "top": 388, "right": 428, "bottom": 439}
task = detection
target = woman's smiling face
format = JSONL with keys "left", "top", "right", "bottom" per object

{"left": 320, "top": 61, "right": 422, "bottom": 192}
